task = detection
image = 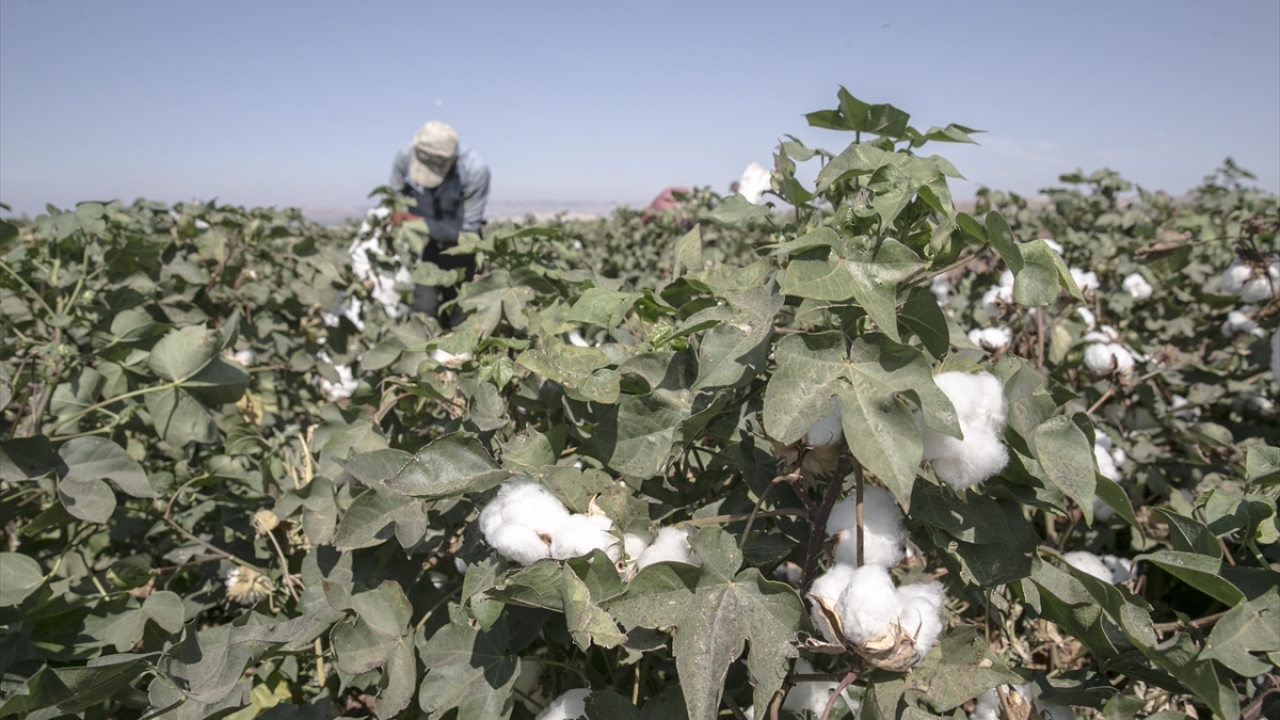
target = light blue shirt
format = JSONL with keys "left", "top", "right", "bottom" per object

{"left": 390, "top": 144, "right": 490, "bottom": 234}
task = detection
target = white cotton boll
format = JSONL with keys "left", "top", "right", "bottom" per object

{"left": 479, "top": 477, "right": 573, "bottom": 564}
{"left": 930, "top": 274, "right": 953, "bottom": 304}
{"left": 484, "top": 523, "right": 553, "bottom": 565}
{"left": 1070, "top": 267, "right": 1099, "bottom": 295}
{"left": 972, "top": 685, "right": 1033, "bottom": 720}
{"left": 808, "top": 564, "right": 857, "bottom": 643}
{"left": 566, "top": 330, "right": 590, "bottom": 348}
{"left": 1076, "top": 307, "right": 1097, "bottom": 330}
{"left": 999, "top": 270, "right": 1015, "bottom": 288}
{"left": 550, "top": 513, "right": 619, "bottom": 561}
{"left": 895, "top": 582, "right": 945, "bottom": 659}
{"left": 1122, "top": 272, "right": 1154, "bottom": 299}
{"left": 806, "top": 397, "right": 843, "bottom": 447}
{"left": 1083, "top": 343, "right": 1135, "bottom": 377}
{"left": 1082, "top": 324, "right": 1121, "bottom": 344}
{"left": 622, "top": 531, "right": 653, "bottom": 563}
{"left": 1093, "top": 441, "right": 1120, "bottom": 482}
{"left": 232, "top": 349, "right": 255, "bottom": 366}
{"left": 772, "top": 562, "right": 803, "bottom": 586}
{"left": 981, "top": 284, "right": 1014, "bottom": 317}
{"left": 636, "top": 527, "right": 698, "bottom": 569}
{"left": 921, "top": 372, "right": 1010, "bottom": 491}
{"left": 968, "top": 326, "right": 1012, "bottom": 353}
{"left": 535, "top": 688, "right": 591, "bottom": 720}
{"left": 319, "top": 364, "right": 359, "bottom": 402}
{"left": 778, "top": 658, "right": 860, "bottom": 717}
{"left": 1221, "top": 309, "right": 1264, "bottom": 338}
{"left": 1063, "top": 551, "right": 1114, "bottom": 583}
{"left": 1171, "top": 394, "right": 1201, "bottom": 421}
{"left": 1102, "top": 555, "right": 1133, "bottom": 583}
{"left": 1219, "top": 259, "right": 1254, "bottom": 295}
{"left": 835, "top": 565, "right": 899, "bottom": 646}
{"left": 1093, "top": 497, "right": 1115, "bottom": 522}
{"left": 431, "top": 348, "right": 473, "bottom": 366}
{"left": 1041, "top": 238, "right": 1064, "bottom": 255}
{"left": 737, "top": 162, "right": 772, "bottom": 205}
{"left": 826, "top": 486, "right": 907, "bottom": 568}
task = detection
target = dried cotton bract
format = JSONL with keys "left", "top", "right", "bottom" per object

{"left": 921, "top": 371, "right": 1009, "bottom": 491}
{"left": 826, "top": 485, "right": 907, "bottom": 568}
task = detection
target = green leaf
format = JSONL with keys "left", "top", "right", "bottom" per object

{"left": 148, "top": 324, "right": 221, "bottom": 381}
{"left": 0, "top": 436, "right": 54, "bottom": 480}
{"left": 1135, "top": 549, "right": 1243, "bottom": 606}
{"left": 417, "top": 618, "right": 518, "bottom": 720}
{"left": 904, "top": 627, "right": 1022, "bottom": 712}
{"left": 0, "top": 655, "right": 152, "bottom": 717}
{"left": 692, "top": 284, "right": 781, "bottom": 391}
{"left": 565, "top": 287, "right": 641, "bottom": 328}
{"left": 1032, "top": 415, "right": 1097, "bottom": 525}
{"left": 1246, "top": 444, "right": 1280, "bottom": 486}
{"left": 57, "top": 476, "right": 116, "bottom": 524}
{"left": 1012, "top": 242, "right": 1061, "bottom": 308}
{"left": 581, "top": 394, "right": 686, "bottom": 479}
{"left": 674, "top": 225, "right": 703, "bottom": 277}
{"left": 1198, "top": 587, "right": 1280, "bottom": 678}
{"left": 708, "top": 194, "right": 771, "bottom": 228}
{"left": 343, "top": 433, "right": 507, "bottom": 498}
{"left": 332, "top": 487, "right": 427, "bottom": 551}
{"left": 897, "top": 286, "right": 950, "bottom": 360}
{"left": 0, "top": 552, "right": 45, "bottom": 606}
{"left": 984, "top": 212, "right": 1023, "bottom": 274}
{"left": 517, "top": 341, "right": 620, "bottom": 404}
{"left": 56, "top": 437, "right": 155, "bottom": 498}
{"left": 606, "top": 527, "right": 805, "bottom": 720}
{"left": 144, "top": 386, "right": 218, "bottom": 447}
{"left": 109, "top": 308, "right": 170, "bottom": 343}
{"left": 782, "top": 238, "right": 924, "bottom": 341}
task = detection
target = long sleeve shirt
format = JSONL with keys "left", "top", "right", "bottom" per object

{"left": 390, "top": 144, "right": 490, "bottom": 234}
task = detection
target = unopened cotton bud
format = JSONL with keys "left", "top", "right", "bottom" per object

{"left": 1122, "top": 272, "right": 1153, "bottom": 299}
{"left": 1083, "top": 343, "right": 1135, "bottom": 377}
{"left": 806, "top": 397, "right": 843, "bottom": 447}
{"left": 826, "top": 486, "right": 907, "bottom": 568}
{"left": 252, "top": 509, "right": 280, "bottom": 534}
{"left": 535, "top": 688, "right": 591, "bottom": 720}
{"left": 968, "top": 326, "right": 1012, "bottom": 353}
{"left": 921, "top": 372, "right": 1009, "bottom": 491}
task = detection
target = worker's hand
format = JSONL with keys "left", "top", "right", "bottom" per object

{"left": 390, "top": 212, "right": 417, "bottom": 227}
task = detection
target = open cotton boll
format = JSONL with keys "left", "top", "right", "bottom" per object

{"left": 535, "top": 688, "right": 591, "bottom": 720}
{"left": 895, "top": 582, "right": 945, "bottom": 659}
{"left": 622, "top": 531, "right": 653, "bottom": 563}
{"left": 1070, "top": 267, "right": 1099, "bottom": 296}
{"left": 930, "top": 274, "right": 953, "bottom": 305}
{"left": 1082, "top": 324, "right": 1121, "bottom": 344}
{"left": 566, "top": 329, "right": 590, "bottom": 348}
{"left": 1101, "top": 555, "right": 1134, "bottom": 583}
{"left": 826, "top": 486, "right": 907, "bottom": 568}
{"left": 1076, "top": 306, "right": 1097, "bottom": 330}
{"left": 980, "top": 284, "right": 1014, "bottom": 317}
{"left": 808, "top": 564, "right": 858, "bottom": 643}
{"left": 835, "top": 565, "right": 900, "bottom": 646}
{"left": 806, "top": 397, "right": 843, "bottom": 447}
{"left": 737, "top": 162, "right": 773, "bottom": 205}
{"left": 968, "top": 326, "right": 1012, "bottom": 353}
{"left": 1222, "top": 308, "right": 1264, "bottom": 338}
{"left": 635, "top": 527, "right": 698, "bottom": 569}
{"left": 1093, "top": 439, "right": 1120, "bottom": 483}
{"left": 232, "top": 349, "right": 255, "bottom": 366}
{"left": 318, "top": 364, "right": 359, "bottom": 402}
{"left": 1122, "top": 272, "right": 1154, "bottom": 299}
{"left": 776, "top": 658, "right": 860, "bottom": 718}
{"left": 431, "top": 348, "right": 473, "bottom": 366}
{"left": 550, "top": 513, "right": 619, "bottom": 561}
{"left": 1083, "top": 343, "right": 1135, "bottom": 377}
{"left": 972, "top": 685, "right": 1033, "bottom": 720}
{"left": 1063, "top": 550, "right": 1114, "bottom": 583}
{"left": 479, "top": 477, "right": 573, "bottom": 564}
{"left": 921, "top": 372, "right": 1010, "bottom": 491}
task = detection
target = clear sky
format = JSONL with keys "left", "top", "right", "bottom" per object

{"left": 2, "top": 1, "right": 1277, "bottom": 222}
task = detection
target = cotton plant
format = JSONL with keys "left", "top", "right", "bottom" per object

{"left": 920, "top": 371, "right": 1010, "bottom": 491}
{"left": 807, "top": 564, "right": 945, "bottom": 671}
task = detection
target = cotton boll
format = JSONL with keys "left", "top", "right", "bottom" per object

{"left": 835, "top": 565, "right": 899, "bottom": 646}
{"left": 232, "top": 349, "right": 255, "bottom": 366}
{"left": 535, "top": 688, "right": 591, "bottom": 720}
{"left": 566, "top": 330, "right": 590, "bottom": 348}
{"left": 479, "top": 477, "right": 573, "bottom": 564}
{"left": 930, "top": 274, "right": 953, "bottom": 304}
{"left": 319, "top": 364, "right": 359, "bottom": 402}
{"left": 484, "top": 523, "right": 554, "bottom": 565}
{"left": 1219, "top": 258, "right": 1254, "bottom": 294}
{"left": 998, "top": 270, "right": 1015, "bottom": 288}
{"left": 826, "top": 486, "right": 907, "bottom": 568}
{"left": 981, "top": 284, "right": 1014, "bottom": 317}
{"left": 772, "top": 562, "right": 803, "bottom": 587}
{"left": 968, "top": 326, "right": 1012, "bottom": 353}
{"left": 1122, "top": 272, "right": 1154, "bottom": 299}
{"left": 806, "top": 397, "right": 843, "bottom": 447}
{"left": 1076, "top": 306, "right": 1096, "bottom": 330}
{"left": 808, "top": 564, "right": 857, "bottom": 643}
{"left": 431, "top": 348, "right": 473, "bottom": 366}
{"left": 635, "top": 527, "right": 698, "bottom": 569}
{"left": 1101, "top": 555, "right": 1133, "bottom": 583}
{"left": 1083, "top": 343, "right": 1135, "bottom": 377}
{"left": 737, "top": 162, "right": 772, "bottom": 205}
{"left": 1170, "top": 394, "right": 1201, "bottom": 421}
{"left": 1063, "top": 550, "right": 1114, "bottom": 583}
{"left": 1082, "top": 324, "right": 1121, "bottom": 344}
{"left": 778, "top": 658, "right": 860, "bottom": 717}
{"left": 1070, "top": 267, "right": 1099, "bottom": 296}
{"left": 622, "top": 531, "right": 653, "bottom": 563}
{"left": 921, "top": 372, "right": 1010, "bottom": 491}
{"left": 895, "top": 582, "right": 944, "bottom": 659}
{"left": 1222, "top": 309, "right": 1264, "bottom": 338}
{"left": 972, "top": 685, "right": 1033, "bottom": 720}
{"left": 1093, "top": 441, "right": 1120, "bottom": 483}
{"left": 550, "top": 513, "right": 619, "bottom": 561}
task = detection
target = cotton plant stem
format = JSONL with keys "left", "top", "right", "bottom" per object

{"left": 854, "top": 463, "right": 865, "bottom": 568}
{"left": 739, "top": 472, "right": 801, "bottom": 552}
{"left": 1085, "top": 387, "right": 1115, "bottom": 416}
{"left": 684, "top": 509, "right": 806, "bottom": 528}
{"left": 723, "top": 693, "right": 749, "bottom": 720}
{"left": 802, "top": 456, "right": 850, "bottom": 596}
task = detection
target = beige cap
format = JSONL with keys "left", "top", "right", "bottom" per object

{"left": 408, "top": 121, "right": 459, "bottom": 188}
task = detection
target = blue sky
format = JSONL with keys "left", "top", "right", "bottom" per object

{"left": 2, "top": 1, "right": 1277, "bottom": 222}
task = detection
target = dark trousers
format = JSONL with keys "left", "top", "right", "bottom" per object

{"left": 412, "top": 241, "right": 477, "bottom": 329}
